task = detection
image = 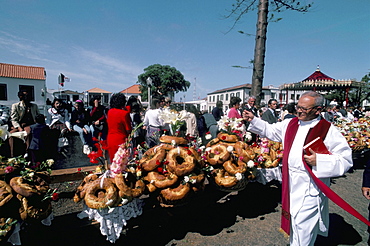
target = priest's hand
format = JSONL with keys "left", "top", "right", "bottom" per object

{"left": 362, "top": 187, "right": 370, "bottom": 200}
{"left": 303, "top": 148, "right": 317, "bottom": 166}
{"left": 242, "top": 110, "right": 254, "bottom": 122}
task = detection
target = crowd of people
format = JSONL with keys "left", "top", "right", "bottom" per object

{"left": 5, "top": 89, "right": 370, "bottom": 245}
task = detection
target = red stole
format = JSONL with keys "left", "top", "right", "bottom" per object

{"left": 281, "top": 117, "right": 370, "bottom": 236}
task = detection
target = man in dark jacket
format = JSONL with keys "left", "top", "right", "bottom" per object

{"left": 28, "top": 114, "right": 50, "bottom": 163}
{"left": 261, "top": 99, "right": 278, "bottom": 124}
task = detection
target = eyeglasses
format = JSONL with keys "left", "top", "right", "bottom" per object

{"left": 296, "top": 105, "right": 319, "bottom": 112}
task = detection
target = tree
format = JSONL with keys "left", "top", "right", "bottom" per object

{"left": 226, "top": 0, "right": 312, "bottom": 105}
{"left": 137, "top": 64, "right": 190, "bottom": 101}
{"left": 350, "top": 72, "right": 370, "bottom": 106}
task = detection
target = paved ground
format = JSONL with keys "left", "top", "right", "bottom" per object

{"left": 6, "top": 140, "right": 369, "bottom": 246}
{"left": 11, "top": 162, "right": 370, "bottom": 246}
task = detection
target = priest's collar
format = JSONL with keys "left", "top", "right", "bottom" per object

{"left": 298, "top": 115, "right": 322, "bottom": 127}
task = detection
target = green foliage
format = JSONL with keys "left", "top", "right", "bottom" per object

{"left": 137, "top": 64, "right": 190, "bottom": 101}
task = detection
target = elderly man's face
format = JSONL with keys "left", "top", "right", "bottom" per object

{"left": 248, "top": 98, "right": 256, "bottom": 107}
{"left": 296, "top": 96, "right": 321, "bottom": 121}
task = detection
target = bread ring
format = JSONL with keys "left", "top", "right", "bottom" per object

{"left": 0, "top": 180, "right": 13, "bottom": 207}
{"left": 17, "top": 195, "right": 52, "bottom": 221}
{"left": 206, "top": 144, "right": 230, "bottom": 165}
{"left": 84, "top": 178, "right": 119, "bottom": 209}
{"left": 146, "top": 183, "right": 157, "bottom": 193}
{"left": 234, "top": 141, "right": 255, "bottom": 163}
{"left": 223, "top": 159, "right": 247, "bottom": 175}
{"left": 74, "top": 174, "right": 99, "bottom": 203}
{"left": 139, "top": 147, "right": 167, "bottom": 171}
{"left": 131, "top": 179, "right": 145, "bottom": 198}
{"left": 159, "top": 136, "right": 188, "bottom": 145}
{"left": 114, "top": 173, "right": 133, "bottom": 199}
{"left": 206, "top": 138, "right": 220, "bottom": 147}
{"left": 145, "top": 171, "right": 179, "bottom": 189}
{"left": 10, "top": 177, "right": 40, "bottom": 197}
{"left": 217, "top": 133, "right": 239, "bottom": 143}
{"left": 214, "top": 169, "right": 238, "bottom": 188}
{"left": 160, "top": 183, "right": 190, "bottom": 201}
{"left": 157, "top": 143, "right": 175, "bottom": 151}
{"left": 167, "top": 147, "right": 196, "bottom": 176}
{"left": 189, "top": 173, "right": 206, "bottom": 192}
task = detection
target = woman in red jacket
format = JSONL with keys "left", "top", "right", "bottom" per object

{"left": 107, "top": 93, "right": 132, "bottom": 162}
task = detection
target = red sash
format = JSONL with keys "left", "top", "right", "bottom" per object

{"left": 281, "top": 117, "right": 370, "bottom": 236}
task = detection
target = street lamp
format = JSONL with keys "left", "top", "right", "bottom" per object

{"left": 146, "top": 77, "right": 152, "bottom": 108}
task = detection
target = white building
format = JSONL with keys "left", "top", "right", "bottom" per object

{"left": 0, "top": 62, "right": 47, "bottom": 113}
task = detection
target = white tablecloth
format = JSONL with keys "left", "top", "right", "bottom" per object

{"left": 77, "top": 198, "right": 144, "bottom": 243}
{"left": 255, "top": 165, "right": 282, "bottom": 185}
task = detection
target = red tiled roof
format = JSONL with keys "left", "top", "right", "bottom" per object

{"left": 0, "top": 63, "right": 46, "bottom": 80}
{"left": 303, "top": 67, "right": 334, "bottom": 81}
{"left": 87, "top": 87, "right": 112, "bottom": 93}
{"left": 120, "top": 84, "right": 141, "bottom": 94}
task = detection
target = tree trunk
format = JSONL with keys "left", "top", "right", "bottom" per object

{"left": 251, "top": 0, "right": 269, "bottom": 106}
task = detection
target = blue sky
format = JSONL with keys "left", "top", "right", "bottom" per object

{"left": 0, "top": 0, "right": 369, "bottom": 102}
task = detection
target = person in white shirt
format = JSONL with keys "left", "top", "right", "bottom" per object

{"left": 243, "top": 91, "right": 352, "bottom": 246}
{"left": 143, "top": 98, "right": 164, "bottom": 147}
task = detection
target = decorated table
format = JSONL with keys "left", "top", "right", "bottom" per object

{"left": 0, "top": 113, "right": 284, "bottom": 244}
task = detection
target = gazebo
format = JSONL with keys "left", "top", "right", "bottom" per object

{"left": 280, "top": 66, "right": 364, "bottom": 106}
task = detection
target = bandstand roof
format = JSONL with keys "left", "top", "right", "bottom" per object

{"left": 280, "top": 66, "right": 364, "bottom": 91}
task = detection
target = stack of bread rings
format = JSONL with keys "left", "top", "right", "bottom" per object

{"left": 73, "top": 171, "right": 146, "bottom": 209}
{"left": 138, "top": 136, "right": 206, "bottom": 207}
{"left": 0, "top": 171, "right": 53, "bottom": 225}
{"left": 204, "top": 133, "right": 253, "bottom": 192}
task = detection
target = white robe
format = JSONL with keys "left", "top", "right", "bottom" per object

{"left": 248, "top": 116, "right": 353, "bottom": 246}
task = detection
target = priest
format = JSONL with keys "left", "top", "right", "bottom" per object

{"left": 243, "top": 91, "right": 352, "bottom": 246}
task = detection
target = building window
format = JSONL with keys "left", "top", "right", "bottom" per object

{"left": 225, "top": 94, "right": 228, "bottom": 101}
{"left": 271, "top": 93, "right": 276, "bottom": 99}
{"left": 213, "top": 95, "right": 215, "bottom": 102}
{"left": 261, "top": 93, "right": 265, "bottom": 100}
{"left": 291, "top": 94, "right": 295, "bottom": 100}
{"left": 209, "top": 96, "right": 212, "bottom": 102}
{"left": 0, "top": 84, "right": 7, "bottom": 100}
{"left": 19, "top": 85, "right": 35, "bottom": 101}
{"left": 230, "top": 93, "right": 234, "bottom": 97}
{"left": 217, "top": 95, "right": 219, "bottom": 102}
{"left": 209, "top": 106, "right": 212, "bottom": 112}
{"left": 220, "top": 94, "right": 223, "bottom": 100}
{"left": 296, "top": 94, "right": 300, "bottom": 100}
{"left": 72, "top": 95, "right": 80, "bottom": 102}
{"left": 236, "top": 92, "right": 240, "bottom": 97}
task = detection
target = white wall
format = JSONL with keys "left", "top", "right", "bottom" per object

{"left": 0, "top": 77, "right": 47, "bottom": 113}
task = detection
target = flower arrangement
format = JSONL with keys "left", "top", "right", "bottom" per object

{"left": 158, "top": 108, "right": 190, "bottom": 136}
{"left": 217, "top": 116, "right": 251, "bottom": 141}
{"left": 334, "top": 117, "right": 370, "bottom": 151}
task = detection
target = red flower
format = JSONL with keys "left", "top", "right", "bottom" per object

{"left": 222, "top": 136, "right": 226, "bottom": 140}
{"left": 51, "top": 193, "right": 59, "bottom": 201}
{"left": 77, "top": 168, "right": 82, "bottom": 172}
{"left": 187, "top": 150, "right": 192, "bottom": 155}
{"left": 89, "top": 158, "right": 99, "bottom": 164}
{"left": 5, "top": 166, "right": 14, "bottom": 174}
{"left": 101, "top": 140, "right": 108, "bottom": 150}
{"left": 92, "top": 137, "right": 99, "bottom": 142}
{"left": 157, "top": 167, "right": 163, "bottom": 173}
{"left": 156, "top": 160, "right": 161, "bottom": 165}
{"left": 206, "top": 131, "right": 210, "bottom": 135}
